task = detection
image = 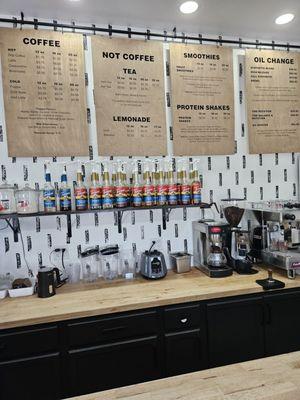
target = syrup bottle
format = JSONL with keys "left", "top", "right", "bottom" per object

{"left": 102, "top": 162, "right": 114, "bottom": 209}
{"left": 43, "top": 171, "right": 56, "bottom": 212}
{"left": 115, "top": 161, "right": 128, "bottom": 208}
{"left": 191, "top": 162, "right": 202, "bottom": 205}
{"left": 156, "top": 160, "right": 167, "bottom": 206}
{"left": 75, "top": 168, "right": 88, "bottom": 211}
{"left": 181, "top": 160, "right": 191, "bottom": 205}
{"left": 143, "top": 161, "right": 155, "bottom": 207}
{"left": 59, "top": 168, "right": 71, "bottom": 211}
{"left": 131, "top": 161, "right": 143, "bottom": 207}
{"left": 89, "top": 167, "right": 102, "bottom": 210}
{"left": 167, "top": 160, "right": 178, "bottom": 206}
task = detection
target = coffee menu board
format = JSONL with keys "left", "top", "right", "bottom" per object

{"left": 246, "top": 49, "right": 300, "bottom": 154}
{"left": 91, "top": 36, "right": 167, "bottom": 156}
{"left": 0, "top": 28, "right": 89, "bottom": 157}
{"left": 169, "top": 43, "right": 235, "bottom": 156}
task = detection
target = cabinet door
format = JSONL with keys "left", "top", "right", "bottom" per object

{"left": 165, "top": 329, "right": 207, "bottom": 376}
{"left": 207, "top": 296, "right": 264, "bottom": 367}
{"left": 67, "top": 336, "right": 162, "bottom": 397}
{"left": 265, "top": 290, "right": 300, "bottom": 356}
{"left": 0, "top": 353, "right": 60, "bottom": 400}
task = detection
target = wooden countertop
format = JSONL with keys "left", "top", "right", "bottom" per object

{"left": 1, "top": 266, "right": 300, "bottom": 330}
{"left": 69, "top": 351, "right": 300, "bottom": 400}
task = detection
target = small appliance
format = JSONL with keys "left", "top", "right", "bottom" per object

{"left": 193, "top": 221, "right": 233, "bottom": 278}
{"left": 37, "top": 266, "right": 65, "bottom": 298}
{"left": 140, "top": 242, "right": 167, "bottom": 280}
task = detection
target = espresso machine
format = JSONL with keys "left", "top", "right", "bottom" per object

{"left": 193, "top": 221, "right": 233, "bottom": 277}
{"left": 221, "top": 199, "right": 258, "bottom": 274}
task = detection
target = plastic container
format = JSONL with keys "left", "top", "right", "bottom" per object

{"left": 0, "top": 289, "right": 7, "bottom": 299}
{"left": 0, "top": 181, "right": 16, "bottom": 214}
{"left": 15, "top": 184, "right": 39, "bottom": 214}
{"left": 119, "top": 250, "right": 136, "bottom": 280}
{"left": 169, "top": 252, "right": 192, "bottom": 273}
{"left": 8, "top": 286, "right": 34, "bottom": 298}
{"left": 101, "top": 254, "right": 119, "bottom": 280}
{"left": 80, "top": 247, "right": 100, "bottom": 282}
{"left": 66, "top": 262, "right": 81, "bottom": 284}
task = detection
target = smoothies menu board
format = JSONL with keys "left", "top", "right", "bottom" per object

{"left": 0, "top": 28, "right": 88, "bottom": 157}
{"left": 246, "top": 49, "right": 300, "bottom": 154}
{"left": 91, "top": 36, "right": 167, "bottom": 156}
{"left": 169, "top": 43, "right": 235, "bottom": 156}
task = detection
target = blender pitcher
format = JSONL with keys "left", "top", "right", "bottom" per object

{"left": 80, "top": 247, "right": 100, "bottom": 282}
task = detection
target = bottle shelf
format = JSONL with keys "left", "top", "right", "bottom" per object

{"left": 0, "top": 203, "right": 216, "bottom": 242}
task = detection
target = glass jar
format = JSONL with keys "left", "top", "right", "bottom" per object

{"left": 15, "top": 184, "right": 39, "bottom": 214}
{"left": 0, "top": 182, "right": 16, "bottom": 214}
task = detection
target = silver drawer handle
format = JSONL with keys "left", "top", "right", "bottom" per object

{"left": 181, "top": 318, "right": 188, "bottom": 323}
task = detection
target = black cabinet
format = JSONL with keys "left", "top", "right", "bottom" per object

{"left": 163, "top": 304, "right": 208, "bottom": 376}
{"left": 67, "top": 336, "right": 161, "bottom": 397}
{"left": 207, "top": 296, "right": 265, "bottom": 367}
{"left": 264, "top": 290, "right": 300, "bottom": 356}
{"left": 0, "top": 353, "right": 60, "bottom": 400}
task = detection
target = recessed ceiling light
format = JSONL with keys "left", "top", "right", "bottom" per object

{"left": 179, "top": 1, "right": 199, "bottom": 14}
{"left": 275, "top": 13, "right": 295, "bottom": 25}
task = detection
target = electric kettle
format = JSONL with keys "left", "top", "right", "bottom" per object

{"left": 37, "top": 267, "right": 64, "bottom": 298}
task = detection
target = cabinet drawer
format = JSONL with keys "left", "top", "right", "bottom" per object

{"left": 164, "top": 304, "right": 201, "bottom": 332}
{"left": 67, "top": 310, "right": 158, "bottom": 347}
{"left": 0, "top": 325, "right": 59, "bottom": 361}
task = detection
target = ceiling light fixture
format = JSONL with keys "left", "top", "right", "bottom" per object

{"left": 275, "top": 13, "right": 295, "bottom": 25}
{"left": 179, "top": 1, "right": 199, "bottom": 14}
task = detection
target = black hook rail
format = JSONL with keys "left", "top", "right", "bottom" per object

{"left": 0, "top": 16, "right": 298, "bottom": 49}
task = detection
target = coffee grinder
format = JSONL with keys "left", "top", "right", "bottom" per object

{"left": 221, "top": 199, "right": 258, "bottom": 274}
{"left": 193, "top": 221, "right": 233, "bottom": 277}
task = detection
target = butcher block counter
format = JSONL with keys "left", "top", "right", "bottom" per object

{"left": 1, "top": 266, "right": 300, "bottom": 329}
{"left": 69, "top": 351, "right": 300, "bottom": 400}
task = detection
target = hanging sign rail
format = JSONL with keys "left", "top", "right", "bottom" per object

{"left": 0, "top": 16, "right": 299, "bottom": 49}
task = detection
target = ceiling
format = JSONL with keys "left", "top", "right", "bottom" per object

{"left": 0, "top": 0, "right": 300, "bottom": 43}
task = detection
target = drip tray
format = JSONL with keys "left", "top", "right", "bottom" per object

{"left": 196, "top": 264, "right": 233, "bottom": 278}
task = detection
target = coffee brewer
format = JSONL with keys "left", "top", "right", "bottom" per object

{"left": 193, "top": 221, "right": 233, "bottom": 277}
{"left": 221, "top": 199, "right": 258, "bottom": 275}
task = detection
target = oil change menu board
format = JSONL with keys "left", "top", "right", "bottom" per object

{"left": 0, "top": 28, "right": 88, "bottom": 157}
{"left": 246, "top": 49, "right": 300, "bottom": 154}
{"left": 169, "top": 43, "right": 235, "bottom": 156}
{"left": 91, "top": 36, "right": 167, "bottom": 156}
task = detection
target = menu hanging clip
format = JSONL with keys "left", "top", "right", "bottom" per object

{"left": 218, "top": 35, "right": 223, "bottom": 47}
{"left": 108, "top": 24, "right": 112, "bottom": 37}
{"left": 287, "top": 43, "right": 290, "bottom": 52}
{"left": 146, "top": 29, "right": 150, "bottom": 41}
{"left": 53, "top": 20, "right": 58, "bottom": 31}
{"left": 20, "top": 11, "right": 24, "bottom": 30}
{"left": 239, "top": 38, "right": 242, "bottom": 48}
{"left": 34, "top": 18, "right": 38, "bottom": 30}
{"left": 127, "top": 27, "right": 132, "bottom": 38}
{"left": 198, "top": 34, "right": 202, "bottom": 44}
{"left": 92, "top": 24, "right": 96, "bottom": 35}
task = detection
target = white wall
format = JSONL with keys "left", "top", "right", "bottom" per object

{"left": 0, "top": 18, "right": 298, "bottom": 277}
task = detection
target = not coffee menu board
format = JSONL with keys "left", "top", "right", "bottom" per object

{"left": 246, "top": 49, "right": 300, "bottom": 154}
{"left": 0, "top": 28, "right": 89, "bottom": 157}
{"left": 169, "top": 43, "right": 235, "bottom": 156}
{"left": 91, "top": 36, "right": 167, "bottom": 156}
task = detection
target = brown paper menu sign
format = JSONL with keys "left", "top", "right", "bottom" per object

{"left": 169, "top": 43, "right": 235, "bottom": 156}
{"left": 91, "top": 36, "right": 167, "bottom": 156}
{"left": 246, "top": 49, "right": 300, "bottom": 154}
{"left": 0, "top": 28, "right": 89, "bottom": 157}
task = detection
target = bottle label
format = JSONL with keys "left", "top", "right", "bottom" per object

{"left": 115, "top": 186, "right": 128, "bottom": 208}
{"left": 144, "top": 185, "right": 155, "bottom": 206}
{"left": 75, "top": 187, "right": 88, "bottom": 210}
{"left": 0, "top": 199, "right": 10, "bottom": 212}
{"left": 102, "top": 186, "right": 114, "bottom": 208}
{"left": 43, "top": 189, "right": 56, "bottom": 211}
{"left": 132, "top": 186, "right": 143, "bottom": 206}
{"left": 181, "top": 184, "right": 191, "bottom": 205}
{"left": 60, "top": 188, "right": 71, "bottom": 210}
{"left": 192, "top": 181, "right": 202, "bottom": 204}
{"left": 168, "top": 184, "right": 178, "bottom": 205}
{"left": 89, "top": 187, "right": 102, "bottom": 209}
{"left": 157, "top": 184, "right": 168, "bottom": 205}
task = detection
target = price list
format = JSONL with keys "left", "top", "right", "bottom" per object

{"left": 169, "top": 43, "right": 235, "bottom": 156}
{"left": 91, "top": 36, "right": 167, "bottom": 156}
{"left": 0, "top": 28, "right": 88, "bottom": 157}
{"left": 246, "top": 49, "right": 300, "bottom": 154}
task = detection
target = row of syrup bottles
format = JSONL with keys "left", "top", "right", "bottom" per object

{"left": 42, "top": 159, "right": 202, "bottom": 212}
